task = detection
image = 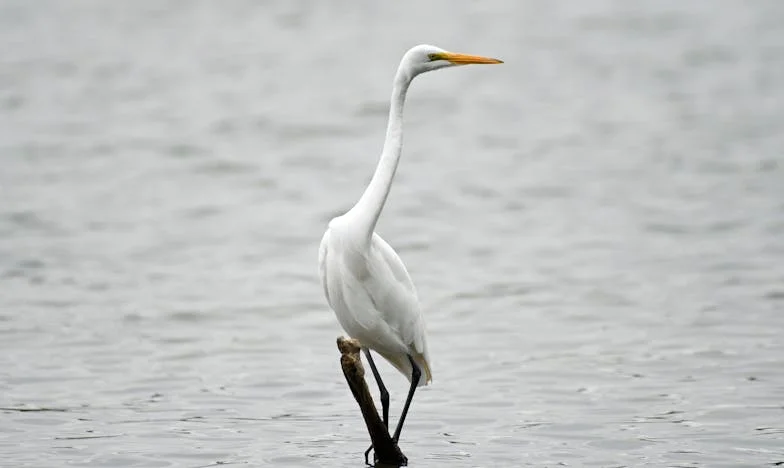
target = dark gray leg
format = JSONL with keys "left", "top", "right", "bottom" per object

{"left": 364, "top": 445, "right": 374, "bottom": 466}
{"left": 363, "top": 349, "right": 391, "bottom": 465}
{"left": 392, "top": 355, "right": 421, "bottom": 442}
{"left": 363, "top": 349, "right": 390, "bottom": 427}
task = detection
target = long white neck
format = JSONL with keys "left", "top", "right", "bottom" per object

{"left": 346, "top": 65, "right": 412, "bottom": 241}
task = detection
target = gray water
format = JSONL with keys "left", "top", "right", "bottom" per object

{"left": 1, "top": 1, "right": 783, "bottom": 466}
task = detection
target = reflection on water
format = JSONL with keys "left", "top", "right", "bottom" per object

{"left": 1, "top": 1, "right": 783, "bottom": 466}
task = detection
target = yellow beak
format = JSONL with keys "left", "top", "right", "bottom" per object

{"left": 432, "top": 51, "right": 504, "bottom": 65}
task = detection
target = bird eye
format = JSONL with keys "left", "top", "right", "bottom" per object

{"left": 427, "top": 53, "right": 440, "bottom": 61}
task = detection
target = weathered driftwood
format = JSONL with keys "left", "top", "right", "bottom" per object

{"left": 337, "top": 337, "right": 407, "bottom": 467}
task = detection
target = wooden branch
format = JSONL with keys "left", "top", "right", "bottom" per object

{"left": 337, "top": 337, "right": 407, "bottom": 467}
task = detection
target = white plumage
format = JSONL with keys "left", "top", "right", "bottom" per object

{"left": 320, "top": 219, "right": 432, "bottom": 386}
{"left": 317, "top": 44, "right": 501, "bottom": 451}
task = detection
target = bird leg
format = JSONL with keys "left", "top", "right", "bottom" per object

{"left": 363, "top": 444, "right": 375, "bottom": 466}
{"left": 392, "top": 355, "right": 421, "bottom": 442}
{"left": 362, "top": 349, "right": 390, "bottom": 465}
{"left": 363, "top": 349, "right": 390, "bottom": 428}
{"left": 337, "top": 337, "right": 407, "bottom": 466}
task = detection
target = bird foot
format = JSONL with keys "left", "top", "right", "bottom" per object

{"left": 364, "top": 443, "right": 408, "bottom": 467}
{"left": 364, "top": 444, "right": 376, "bottom": 466}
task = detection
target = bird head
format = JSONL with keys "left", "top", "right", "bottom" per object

{"left": 400, "top": 44, "right": 503, "bottom": 78}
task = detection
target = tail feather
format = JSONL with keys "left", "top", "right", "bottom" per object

{"left": 377, "top": 350, "right": 432, "bottom": 387}
{"left": 414, "top": 351, "right": 433, "bottom": 385}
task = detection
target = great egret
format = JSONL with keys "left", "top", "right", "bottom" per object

{"left": 318, "top": 44, "right": 502, "bottom": 459}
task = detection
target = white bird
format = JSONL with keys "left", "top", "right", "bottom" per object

{"left": 318, "top": 44, "right": 502, "bottom": 456}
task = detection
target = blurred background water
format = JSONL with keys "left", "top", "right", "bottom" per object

{"left": 1, "top": 0, "right": 783, "bottom": 466}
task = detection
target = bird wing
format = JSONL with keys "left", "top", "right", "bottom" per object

{"left": 320, "top": 223, "right": 431, "bottom": 384}
{"left": 370, "top": 233, "right": 418, "bottom": 301}
{"left": 366, "top": 233, "right": 430, "bottom": 362}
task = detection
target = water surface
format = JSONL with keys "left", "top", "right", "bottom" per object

{"left": 1, "top": 1, "right": 783, "bottom": 466}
